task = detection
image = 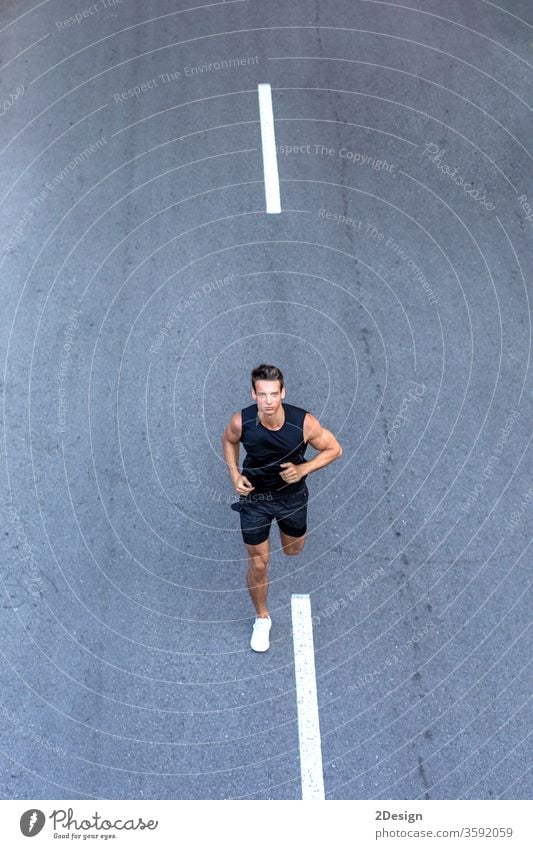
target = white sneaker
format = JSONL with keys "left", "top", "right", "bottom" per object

{"left": 250, "top": 616, "right": 272, "bottom": 652}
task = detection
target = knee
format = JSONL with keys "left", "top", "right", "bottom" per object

{"left": 248, "top": 553, "right": 269, "bottom": 574}
{"left": 283, "top": 537, "right": 306, "bottom": 556}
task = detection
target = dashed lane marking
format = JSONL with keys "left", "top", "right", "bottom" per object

{"left": 291, "top": 593, "right": 325, "bottom": 799}
{"left": 257, "top": 83, "right": 281, "bottom": 214}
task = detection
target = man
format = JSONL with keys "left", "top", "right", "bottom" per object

{"left": 221, "top": 364, "right": 343, "bottom": 652}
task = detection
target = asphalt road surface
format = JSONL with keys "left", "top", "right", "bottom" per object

{"left": 0, "top": 0, "right": 531, "bottom": 800}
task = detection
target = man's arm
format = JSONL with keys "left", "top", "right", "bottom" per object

{"left": 221, "top": 412, "right": 242, "bottom": 486}
{"left": 280, "top": 412, "right": 342, "bottom": 483}
{"left": 221, "top": 412, "right": 256, "bottom": 494}
{"left": 302, "top": 412, "right": 343, "bottom": 473}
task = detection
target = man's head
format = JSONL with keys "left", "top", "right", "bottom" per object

{"left": 251, "top": 364, "right": 285, "bottom": 416}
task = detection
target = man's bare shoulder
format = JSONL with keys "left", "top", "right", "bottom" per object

{"left": 303, "top": 411, "right": 321, "bottom": 442}
{"left": 303, "top": 411, "right": 342, "bottom": 455}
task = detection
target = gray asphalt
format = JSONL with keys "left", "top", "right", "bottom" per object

{"left": 0, "top": 0, "right": 531, "bottom": 801}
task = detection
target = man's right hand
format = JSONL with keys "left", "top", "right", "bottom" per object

{"left": 234, "top": 474, "right": 255, "bottom": 495}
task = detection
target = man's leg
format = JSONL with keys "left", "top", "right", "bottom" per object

{"left": 277, "top": 486, "right": 308, "bottom": 556}
{"left": 279, "top": 528, "right": 306, "bottom": 556}
{"left": 245, "top": 538, "right": 270, "bottom": 617}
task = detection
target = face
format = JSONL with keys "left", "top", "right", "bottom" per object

{"left": 252, "top": 379, "right": 285, "bottom": 416}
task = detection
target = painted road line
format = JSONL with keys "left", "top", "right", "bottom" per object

{"left": 257, "top": 83, "right": 281, "bottom": 214}
{"left": 291, "top": 593, "right": 325, "bottom": 800}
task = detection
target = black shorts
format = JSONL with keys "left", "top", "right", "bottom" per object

{"left": 231, "top": 484, "right": 309, "bottom": 545}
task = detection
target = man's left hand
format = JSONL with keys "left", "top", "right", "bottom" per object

{"left": 279, "top": 462, "right": 305, "bottom": 483}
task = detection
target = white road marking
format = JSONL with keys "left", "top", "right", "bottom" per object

{"left": 291, "top": 593, "right": 325, "bottom": 800}
{"left": 257, "top": 83, "right": 281, "bottom": 214}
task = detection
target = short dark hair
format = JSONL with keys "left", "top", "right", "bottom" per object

{"left": 251, "top": 364, "right": 284, "bottom": 391}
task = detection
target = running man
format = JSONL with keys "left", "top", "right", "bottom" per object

{"left": 221, "top": 364, "right": 343, "bottom": 651}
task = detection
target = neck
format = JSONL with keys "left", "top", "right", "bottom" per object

{"left": 259, "top": 404, "right": 284, "bottom": 428}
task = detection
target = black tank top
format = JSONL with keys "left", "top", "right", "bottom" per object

{"left": 240, "top": 402, "right": 309, "bottom": 495}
